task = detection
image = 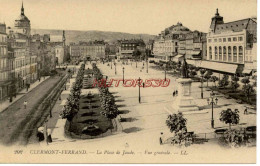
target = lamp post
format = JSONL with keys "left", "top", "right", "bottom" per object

{"left": 49, "top": 99, "right": 52, "bottom": 118}
{"left": 136, "top": 59, "right": 137, "bottom": 68}
{"left": 111, "top": 59, "right": 113, "bottom": 69}
{"left": 138, "top": 77, "right": 145, "bottom": 103}
{"left": 115, "top": 62, "right": 117, "bottom": 75}
{"left": 122, "top": 67, "right": 125, "bottom": 83}
{"left": 207, "top": 90, "right": 218, "bottom": 128}
{"left": 146, "top": 60, "right": 148, "bottom": 73}
{"left": 164, "top": 64, "right": 167, "bottom": 81}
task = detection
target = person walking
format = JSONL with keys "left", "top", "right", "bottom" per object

{"left": 47, "top": 129, "right": 52, "bottom": 143}
{"left": 172, "top": 91, "right": 176, "bottom": 97}
{"left": 159, "top": 132, "right": 164, "bottom": 145}
{"left": 244, "top": 107, "right": 248, "bottom": 115}
{"left": 23, "top": 101, "right": 28, "bottom": 109}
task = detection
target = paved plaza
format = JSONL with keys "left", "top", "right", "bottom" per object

{"left": 46, "top": 62, "right": 256, "bottom": 159}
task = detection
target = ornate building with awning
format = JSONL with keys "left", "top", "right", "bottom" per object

{"left": 205, "top": 9, "right": 257, "bottom": 75}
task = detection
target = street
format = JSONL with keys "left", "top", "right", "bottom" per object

{"left": 0, "top": 73, "right": 66, "bottom": 145}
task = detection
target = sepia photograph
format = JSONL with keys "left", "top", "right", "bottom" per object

{"left": 0, "top": 0, "right": 257, "bottom": 164}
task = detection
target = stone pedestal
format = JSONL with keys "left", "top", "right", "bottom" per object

{"left": 166, "top": 78, "right": 199, "bottom": 113}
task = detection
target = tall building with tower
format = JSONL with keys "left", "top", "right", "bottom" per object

{"left": 7, "top": 2, "right": 38, "bottom": 92}
{"left": 204, "top": 9, "right": 257, "bottom": 75}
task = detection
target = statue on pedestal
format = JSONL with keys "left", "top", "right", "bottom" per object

{"left": 181, "top": 58, "right": 189, "bottom": 78}
{"left": 164, "top": 57, "right": 199, "bottom": 113}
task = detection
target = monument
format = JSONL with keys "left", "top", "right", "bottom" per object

{"left": 165, "top": 58, "right": 199, "bottom": 113}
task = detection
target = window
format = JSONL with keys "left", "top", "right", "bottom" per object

{"left": 239, "top": 46, "right": 243, "bottom": 63}
{"left": 228, "top": 38, "right": 231, "bottom": 42}
{"left": 214, "top": 46, "right": 218, "bottom": 60}
{"left": 214, "top": 39, "right": 217, "bottom": 42}
{"left": 209, "top": 47, "right": 212, "bottom": 60}
{"left": 219, "top": 46, "right": 222, "bottom": 61}
{"left": 223, "top": 38, "right": 226, "bottom": 42}
{"left": 233, "top": 46, "right": 237, "bottom": 62}
{"left": 223, "top": 46, "right": 227, "bottom": 61}
{"left": 219, "top": 38, "right": 222, "bottom": 42}
{"left": 208, "top": 39, "right": 212, "bottom": 43}
{"left": 228, "top": 46, "right": 232, "bottom": 62}
{"left": 233, "top": 37, "right": 237, "bottom": 41}
{"left": 238, "top": 37, "right": 243, "bottom": 41}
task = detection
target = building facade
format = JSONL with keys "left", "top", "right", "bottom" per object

{"left": 185, "top": 31, "right": 207, "bottom": 60}
{"left": 0, "top": 23, "right": 15, "bottom": 101}
{"left": 153, "top": 22, "right": 191, "bottom": 62}
{"left": 118, "top": 39, "right": 146, "bottom": 59}
{"left": 205, "top": 9, "right": 257, "bottom": 75}
{"left": 70, "top": 40, "right": 106, "bottom": 61}
{"left": 7, "top": 3, "right": 38, "bottom": 90}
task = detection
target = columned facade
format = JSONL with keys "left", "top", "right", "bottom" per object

{"left": 207, "top": 30, "right": 246, "bottom": 64}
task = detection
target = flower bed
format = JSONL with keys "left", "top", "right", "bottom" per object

{"left": 62, "top": 64, "right": 117, "bottom": 139}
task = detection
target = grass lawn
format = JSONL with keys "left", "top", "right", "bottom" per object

{"left": 210, "top": 87, "right": 256, "bottom": 107}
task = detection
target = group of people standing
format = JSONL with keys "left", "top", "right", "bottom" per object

{"left": 37, "top": 127, "right": 52, "bottom": 145}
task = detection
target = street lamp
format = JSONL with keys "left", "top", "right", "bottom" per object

{"left": 207, "top": 90, "right": 218, "bottom": 128}
{"left": 164, "top": 64, "right": 167, "bottom": 81}
{"left": 115, "top": 62, "right": 117, "bottom": 75}
{"left": 136, "top": 59, "right": 137, "bottom": 68}
{"left": 146, "top": 60, "right": 148, "bottom": 73}
{"left": 138, "top": 77, "right": 145, "bottom": 103}
{"left": 122, "top": 67, "right": 125, "bottom": 83}
{"left": 111, "top": 59, "right": 113, "bottom": 69}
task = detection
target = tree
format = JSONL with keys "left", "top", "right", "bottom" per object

{"left": 166, "top": 112, "right": 187, "bottom": 133}
{"left": 166, "top": 113, "right": 188, "bottom": 145}
{"left": 219, "top": 108, "right": 240, "bottom": 130}
{"left": 210, "top": 76, "right": 218, "bottom": 88}
{"left": 241, "top": 76, "right": 250, "bottom": 86}
{"left": 188, "top": 65, "right": 198, "bottom": 78}
{"left": 219, "top": 74, "right": 229, "bottom": 89}
{"left": 243, "top": 84, "right": 255, "bottom": 102}
{"left": 204, "top": 70, "right": 213, "bottom": 87}
{"left": 231, "top": 74, "right": 240, "bottom": 92}
{"left": 133, "top": 49, "right": 141, "bottom": 60}
{"left": 252, "top": 75, "right": 257, "bottom": 87}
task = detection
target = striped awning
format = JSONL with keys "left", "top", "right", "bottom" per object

{"left": 242, "top": 69, "right": 252, "bottom": 74}
{"left": 200, "top": 61, "right": 238, "bottom": 74}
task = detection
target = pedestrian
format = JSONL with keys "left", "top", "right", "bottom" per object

{"left": 47, "top": 129, "right": 52, "bottom": 143}
{"left": 159, "top": 132, "right": 164, "bottom": 145}
{"left": 176, "top": 90, "right": 178, "bottom": 96}
{"left": 26, "top": 84, "right": 29, "bottom": 92}
{"left": 23, "top": 101, "right": 28, "bottom": 109}
{"left": 244, "top": 107, "right": 248, "bottom": 115}
{"left": 173, "top": 91, "right": 176, "bottom": 97}
{"left": 37, "top": 127, "right": 45, "bottom": 142}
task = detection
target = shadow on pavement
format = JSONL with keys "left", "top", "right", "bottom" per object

{"left": 120, "top": 117, "right": 138, "bottom": 122}
{"left": 123, "top": 127, "right": 142, "bottom": 133}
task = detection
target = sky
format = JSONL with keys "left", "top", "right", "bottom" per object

{"left": 0, "top": 0, "right": 257, "bottom": 35}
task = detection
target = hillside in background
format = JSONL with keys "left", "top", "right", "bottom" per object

{"left": 31, "top": 29, "right": 155, "bottom": 44}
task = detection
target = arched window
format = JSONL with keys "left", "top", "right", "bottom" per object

{"left": 233, "top": 46, "right": 237, "bottom": 62}
{"left": 239, "top": 46, "right": 243, "bottom": 63}
{"left": 209, "top": 47, "right": 212, "bottom": 60}
{"left": 228, "top": 46, "right": 232, "bottom": 62}
{"left": 215, "top": 46, "right": 218, "bottom": 60}
{"left": 219, "top": 46, "right": 222, "bottom": 61}
{"left": 223, "top": 46, "right": 227, "bottom": 61}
